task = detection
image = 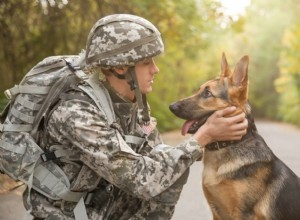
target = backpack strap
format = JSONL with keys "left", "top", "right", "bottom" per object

{"left": 78, "top": 73, "right": 116, "bottom": 125}
{"left": 0, "top": 124, "right": 32, "bottom": 132}
{"left": 26, "top": 58, "right": 68, "bottom": 77}
{"left": 14, "top": 95, "right": 42, "bottom": 111}
{"left": 65, "top": 58, "right": 116, "bottom": 125}
{"left": 31, "top": 74, "right": 79, "bottom": 138}
{"left": 4, "top": 85, "right": 50, "bottom": 99}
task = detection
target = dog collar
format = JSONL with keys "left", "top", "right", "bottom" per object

{"left": 205, "top": 140, "right": 237, "bottom": 151}
{"left": 205, "top": 115, "right": 258, "bottom": 151}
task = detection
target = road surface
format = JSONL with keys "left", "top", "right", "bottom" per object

{"left": 0, "top": 120, "right": 299, "bottom": 220}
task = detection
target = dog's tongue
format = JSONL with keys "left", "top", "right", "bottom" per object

{"left": 181, "top": 120, "right": 195, "bottom": 136}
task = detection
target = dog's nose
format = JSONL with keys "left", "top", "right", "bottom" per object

{"left": 169, "top": 103, "right": 179, "bottom": 113}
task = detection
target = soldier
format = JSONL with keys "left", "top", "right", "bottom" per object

{"left": 24, "top": 14, "right": 248, "bottom": 219}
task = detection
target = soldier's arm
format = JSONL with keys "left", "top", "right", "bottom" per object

{"left": 48, "top": 99, "right": 202, "bottom": 199}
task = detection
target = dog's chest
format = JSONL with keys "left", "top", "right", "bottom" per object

{"left": 202, "top": 148, "right": 240, "bottom": 185}
{"left": 202, "top": 150, "right": 225, "bottom": 186}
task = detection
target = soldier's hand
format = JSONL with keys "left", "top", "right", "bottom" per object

{"left": 193, "top": 106, "right": 248, "bottom": 147}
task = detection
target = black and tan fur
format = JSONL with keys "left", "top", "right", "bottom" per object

{"left": 169, "top": 53, "right": 300, "bottom": 220}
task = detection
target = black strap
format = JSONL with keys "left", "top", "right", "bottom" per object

{"left": 205, "top": 117, "right": 258, "bottom": 151}
{"left": 40, "top": 151, "right": 57, "bottom": 162}
{"left": 205, "top": 140, "right": 237, "bottom": 151}
{"left": 111, "top": 69, "right": 126, "bottom": 80}
{"left": 125, "top": 67, "right": 150, "bottom": 124}
{"left": 59, "top": 93, "right": 92, "bottom": 103}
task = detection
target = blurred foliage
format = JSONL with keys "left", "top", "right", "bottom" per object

{"left": 275, "top": 22, "right": 300, "bottom": 126}
{"left": 240, "top": 0, "right": 299, "bottom": 119}
{"left": 1, "top": 0, "right": 300, "bottom": 131}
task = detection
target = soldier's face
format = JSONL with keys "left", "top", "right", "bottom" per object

{"left": 135, "top": 58, "right": 159, "bottom": 94}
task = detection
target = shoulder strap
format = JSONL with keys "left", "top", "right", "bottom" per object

{"left": 65, "top": 59, "right": 116, "bottom": 125}
{"left": 79, "top": 73, "right": 116, "bottom": 125}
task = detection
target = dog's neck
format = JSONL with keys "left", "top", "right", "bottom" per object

{"left": 206, "top": 113, "right": 257, "bottom": 151}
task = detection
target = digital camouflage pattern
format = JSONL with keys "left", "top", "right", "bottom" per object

{"left": 0, "top": 56, "right": 82, "bottom": 200}
{"left": 25, "top": 77, "right": 203, "bottom": 219}
{"left": 85, "top": 14, "right": 164, "bottom": 67}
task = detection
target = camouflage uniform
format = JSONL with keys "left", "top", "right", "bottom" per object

{"left": 22, "top": 14, "right": 203, "bottom": 219}
{"left": 24, "top": 78, "right": 203, "bottom": 220}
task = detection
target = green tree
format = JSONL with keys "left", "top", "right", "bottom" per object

{"left": 243, "top": 0, "right": 296, "bottom": 118}
{"left": 275, "top": 23, "right": 300, "bottom": 126}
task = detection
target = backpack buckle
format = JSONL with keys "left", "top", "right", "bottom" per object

{"left": 4, "top": 89, "right": 12, "bottom": 99}
{"left": 41, "top": 151, "right": 57, "bottom": 162}
{"left": 65, "top": 60, "right": 88, "bottom": 80}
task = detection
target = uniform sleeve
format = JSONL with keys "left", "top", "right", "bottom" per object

{"left": 48, "top": 99, "right": 203, "bottom": 200}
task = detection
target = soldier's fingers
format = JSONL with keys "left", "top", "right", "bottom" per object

{"left": 228, "top": 112, "right": 247, "bottom": 124}
{"left": 215, "top": 106, "right": 237, "bottom": 118}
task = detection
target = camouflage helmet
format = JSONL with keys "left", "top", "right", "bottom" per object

{"left": 85, "top": 14, "right": 164, "bottom": 67}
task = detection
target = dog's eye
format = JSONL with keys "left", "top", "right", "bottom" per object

{"left": 201, "top": 88, "right": 213, "bottom": 98}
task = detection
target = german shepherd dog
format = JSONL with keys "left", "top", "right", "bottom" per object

{"left": 169, "top": 53, "right": 300, "bottom": 220}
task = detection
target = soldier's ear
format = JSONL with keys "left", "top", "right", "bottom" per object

{"left": 114, "top": 67, "right": 128, "bottom": 75}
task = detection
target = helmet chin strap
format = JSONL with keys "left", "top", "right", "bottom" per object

{"left": 125, "top": 67, "right": 150, "bottom": 125}
{"left": 110, "top": 69, "right": 126, "bottom": 79}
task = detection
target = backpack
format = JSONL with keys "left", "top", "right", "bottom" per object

{"left": 0, "top": 55, "right": 116, "bottom": 219}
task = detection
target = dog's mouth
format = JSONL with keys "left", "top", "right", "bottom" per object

{"left": 169, "top": 102, "right": 215, "bottom": 135}
{"left": 181, "top": 112, "right": 214, "bottom": 135}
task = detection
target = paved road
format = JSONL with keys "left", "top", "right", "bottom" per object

{"left": 0, "top": 120, "right": 299, "bottom": 220}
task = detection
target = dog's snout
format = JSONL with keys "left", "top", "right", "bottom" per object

{"left": 169, "top": 102, "right": 180, "bottom": 113}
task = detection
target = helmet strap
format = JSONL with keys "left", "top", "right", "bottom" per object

{"left": 125, "top": 67, "right": 150, "bottom": 125}
{"left": 110, "top": 69, "right": 126, "bottom": 80}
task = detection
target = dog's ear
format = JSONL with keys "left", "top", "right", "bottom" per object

{"left": 232, "top": 55, "right": 249, "bottom": 87}
{"left": 231, "top": 55, "right": 249, "bottom": 101}
{"left": 221, "top": 52, "right": 231, "bottom": 77}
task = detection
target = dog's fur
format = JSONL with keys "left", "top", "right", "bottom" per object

{"left": 169, "top": 53, "right": 300, "bottom": 220}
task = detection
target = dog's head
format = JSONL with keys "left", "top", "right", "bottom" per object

{"left": 169, "top": 52, "right": 250, "bottom": 135}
